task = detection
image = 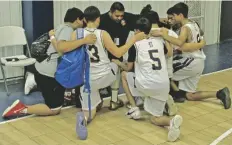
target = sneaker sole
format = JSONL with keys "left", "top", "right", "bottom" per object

{"left": 168, "top": 115, "right": 183, "bottom": 142}
{"left": 24, "top": 74, "right": 37, "bottom": 95}
{"left": 2, "top": 99, "right": 20, "bottom": 117}
{"left": 173, "top": 115, "right": 183, "bottom": 128}
{"left": 168, "top": 127, "right": 180, "bottom": 142}
{"left": 223, "top": 87, "right": 231, "bottom": 109}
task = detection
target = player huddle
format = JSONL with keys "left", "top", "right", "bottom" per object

{"left": 2, "top": 2, "right": 231, "bottom": 142}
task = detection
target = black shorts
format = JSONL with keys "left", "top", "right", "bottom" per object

{"left": 34, "top": 73, "right": 65, "bottom": 109}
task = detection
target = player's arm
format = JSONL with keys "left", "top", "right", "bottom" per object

{"left": 102, "top": 30, "right": 145, "bottom": 58}
{"left": 162, "top": 26, "right": 188, "bottom": 47}
{"left": 57, "top": 31, "right": 96, "bottom": 53}
{"left": 165, "top": 41, "right": 173, "bottom": 57}
{"left": 112, "top": 59, "right": 134, "bottom": 72}
{"left": 112, "top": 45, "right": 136, "bottom": 71}
{"left": 180, "top": 39, "right": 206, "bottom": 52}
{"left": 48, "top": 29, "right": 58, "bottom": 50}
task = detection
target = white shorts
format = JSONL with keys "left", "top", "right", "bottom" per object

{"left": 80, "top": 63, "right": 118, "bottom": 110}
{"left": 126, "top": 72, "right": 167, "bottom": 116}
{"left": 172, "top": 57, "right": 204, "bottom": 92}
{"left": 126, "top": 72, "right": 169, "bottom": 101}
{"left": 166, "top": 56, "right": 173, "bottom": 78}
{"left": 144, "top": 97, "right": 166, "bottom": 117}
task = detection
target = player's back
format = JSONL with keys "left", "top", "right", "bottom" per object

{"left": 134, "top": 37, "right": 169, "bottom": 91}
{"left": 84, "top": 28, "right": 111, "bottom": 80}
{"left": 183, "top": 21, "right": 206, "bottom": 59}
{"left": 151, "top": 28, "right": 178, "bottom": 78}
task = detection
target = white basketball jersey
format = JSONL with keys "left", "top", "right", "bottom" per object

{"left": 182, "top": 21, "right": 206, "bottom": 59}
{"left": 134, "top": 37, "right": 169, "bottom": 98}
{"left": 84, "top": 28, "right": 111, "bottom": 80}
{"left": 151, "top": 28, "right": 178, "bottom": 78}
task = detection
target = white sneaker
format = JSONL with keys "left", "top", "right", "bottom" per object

{"left": 165, "top": 95, "right": 178, "bottom": 116}
{"left": 168, "top": 115, "right": 183, "bottom": 142}
{"left": 125, "top": 107, "right": 141, "bottom": 120}
{"left": 24, "top": 72, "right": 37, "bottom": 95}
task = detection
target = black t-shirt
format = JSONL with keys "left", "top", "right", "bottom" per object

{"left": 99, "top": 12, "right": 139, "bottom": 61}
{"left": 128, "top": 46, "right": 136, "bottom": 62}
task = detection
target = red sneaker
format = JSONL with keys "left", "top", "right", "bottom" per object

{"left": 2, "top": 100, "right": 27, "bottom": 118}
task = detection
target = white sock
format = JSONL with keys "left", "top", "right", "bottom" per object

{"left": 111, "top": 89, "right": 118, "bottom": 102}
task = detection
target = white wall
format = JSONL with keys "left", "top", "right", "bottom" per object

{"left": 203, "top": 1, "right": 221, "bottom": 45}
{"left": 53, "top": 1, "right": 182, "bottom": 28}
{"left": 53, "top": 1, "right": 221, "bottom": 45}
{"left": 0, "top": 1, "right": 221, "bottom": 81}
{"left": 0, "top": 1, "right": 24, "bottom": 80}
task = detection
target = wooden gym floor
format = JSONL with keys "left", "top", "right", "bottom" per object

{"left": 0, "top": 69, "right": 232, "bottom": 145}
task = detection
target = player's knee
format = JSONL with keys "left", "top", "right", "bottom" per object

{"left": 50, "top": 108, "right": 61, "bottom": 115}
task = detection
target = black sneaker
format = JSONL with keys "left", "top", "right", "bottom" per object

{"left": 96, "top": 98, "right": 103, "bottom": 112}
{"left": 109, "top": 99, "right": 124, "bottom": 110}
{"left": 173, "top": 96, "right": 186, "bottom": 103}
{"left": 217, "top": 87, "right": 231, "bottom": 109}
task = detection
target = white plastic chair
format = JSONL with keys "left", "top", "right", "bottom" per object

{"left": 0, "top": 26, "right": 36, "bottom": 95}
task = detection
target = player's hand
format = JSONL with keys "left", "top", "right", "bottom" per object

{"left": 49, "top": 29, "right": 55, "bottom": 37}
{"left": 200, "top": 39, "right": 206, "bottom": 47}
{"left": 160, "top": 27, "right": 169, "bottom": 37}
{"left": 150, "top": 29, "right": 162, "bottom": 37}
{"left": 134, "top": 32, "right": 147, "bottom": 42}
{"left": 84, "top": 34, "right": 97, "bottom": 44}
{"left": 112, "top": 59, "right": 121, "bottom": 66}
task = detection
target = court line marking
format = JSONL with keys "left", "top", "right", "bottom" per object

{"left": 210, "top": 128, "right": 232, "bottom": 145}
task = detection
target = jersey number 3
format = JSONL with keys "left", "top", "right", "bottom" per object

{"left": 148, "top": 50, "right": 162, "bottom": 70}
{"left": 88, "top": 45, "right": 100, "bottom": 63}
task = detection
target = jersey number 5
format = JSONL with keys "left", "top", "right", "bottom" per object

{"left": 148, "top": 50, "right": 162, "bottom": 70}
{"left": 88, "top": 45, "right": 100, "bottom": 63}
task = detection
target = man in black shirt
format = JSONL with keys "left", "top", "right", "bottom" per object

{"left": 99, "top": 2, "right": 139, "bottom": 61}
{"left": 98, "top": 2, "right": 139, "bottom": 110}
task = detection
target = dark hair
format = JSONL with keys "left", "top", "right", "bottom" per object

{"left": 135, "top": 17, "right": 151, "bottom": 34}
{"left": 84, "top": 6, "right": 101, "bottom": 22}
{"left": 140, "top": 4, "right": 160, "bottom": 25}
{"left": 110, "top": 2, "right": 125, "bottom": 12}
{"left": 64, "top": 7, "right": 84, "bottom": 23}
{"left": 172, "top": 2, "right": 188, "bottom": 18}
{"left": 167, "top": 7, "right": 174, "bottom": 15}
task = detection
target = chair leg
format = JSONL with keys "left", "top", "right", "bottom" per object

{"left": 0, "top": 63, "right": 9, "bottom": 96}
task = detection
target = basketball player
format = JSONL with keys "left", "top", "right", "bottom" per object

{"left": 2, "top": 8, "right": 97, "bottom": 118}
{"left": 124, "top": 5, "right": 206, "bottom": 114}
{"left": 122, "top": 17, "right": 183, "bottom": 142}
{"left": 156, "top": 2, "right": 231, "bottom": 109}
{"left": 74, "top": 6, "right": 145, "bottom": 120}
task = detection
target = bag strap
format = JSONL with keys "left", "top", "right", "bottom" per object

{"left": 77, "top": 28, "right": 92, "bottom": 123}
{"left": 77, "top": 28, "right": 84, "bottom": 39}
